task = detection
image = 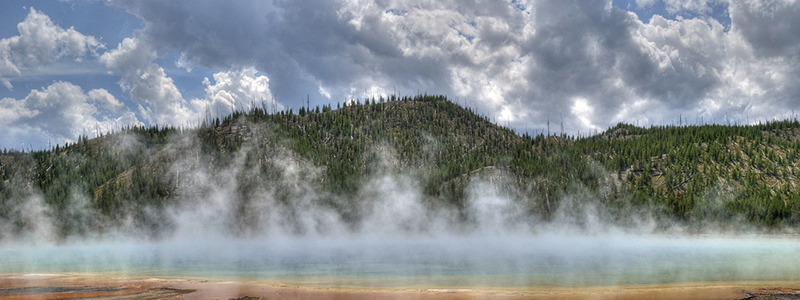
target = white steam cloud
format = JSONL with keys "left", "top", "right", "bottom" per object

{"left": 1, "top": 122, "right": 799, "bottom": 290}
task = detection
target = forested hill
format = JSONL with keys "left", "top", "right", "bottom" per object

{"left": 2, "top": 95, "right": 800, "bottom": 240}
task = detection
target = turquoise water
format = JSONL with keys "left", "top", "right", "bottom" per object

{"left": 1, "top": 234, "right": 799, "bottom": 288}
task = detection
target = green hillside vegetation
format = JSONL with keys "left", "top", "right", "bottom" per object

{"left": 2, "top": 95, "right": 800, "bottom": 240}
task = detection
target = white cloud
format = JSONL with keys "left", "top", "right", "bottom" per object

{"left": 193, "top": 67, "right": 278, "bottom": 117}
{"left": 88, "top": 88, "right": 126, "bottom": 113}
{"left": 1, "top": 78, "right": 11, "bottom": 90}
{"left": 336, "top": 0, "right": 533, "bottom": 123}
{"left": 128, "top": 64, "right": 192, "bottom": 125}
{"left": 0, "top": 8, "right": 103, "bottom": 90}
{"left": 0, "top": 96, "right": 37, "bottom": 126}
{"left": 100, "top": 36, "right": 283, "bottom": 128}
{"left": 637, "top": 0, "right": 657, "bottom": 8}
{"left": 101, "top": 37, "right": 195, "bottom": 126}
{"left": 99, "top": 37, "right": 155, "bottom": 79}
{"left": 663, "top": 0, "right": 718, "bottom": 15}
{"left": 89, "top": 0, "right": 800, "bottom": 135}
{"left": 0, "top": 81, "right": 140, "bottom": 149}
{"left": 2, "top": 0, "right": 797, "bottom": 150}
{"left": 100, "top": 37, "right": 282, "bottom": 128}
{"left": 319, "top": 85, "right": 331, "bottom": 99}
{"left": 572, "top": 97, "right": 599, "bottom": 132}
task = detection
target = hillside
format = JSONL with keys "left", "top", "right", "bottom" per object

{"left": 2, "top": 95, "right": 800, "bottom": 241}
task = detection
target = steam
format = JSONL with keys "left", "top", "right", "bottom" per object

{"left": 157, "top": 135, "right": 636, "bottom": 240}
{"left": 0, "top": 123, "right": 767, "bottom": 243}
{"left": 2, "top": 120, "right": 799, "bottom": 288}
{"left": 0, "top": 193, "right": 54, "bottom": 244}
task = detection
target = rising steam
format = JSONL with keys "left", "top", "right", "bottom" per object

{"left": 2, "top": 120, "right": 799, "bottom": 289}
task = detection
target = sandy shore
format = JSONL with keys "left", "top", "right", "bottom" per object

{"left": 1, "top": 274, "right": 798, "bottom": 300}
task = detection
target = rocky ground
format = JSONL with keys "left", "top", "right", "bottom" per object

{"left": 739, "top": 288, "right": 800, "bottom": 299}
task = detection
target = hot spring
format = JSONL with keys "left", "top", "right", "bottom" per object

{"left": 2, "top": 233, "right": 799, "bottom": 289}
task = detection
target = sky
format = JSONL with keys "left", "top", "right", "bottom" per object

{"left": 0, "top": 0, "right": 798, "bottom": 150}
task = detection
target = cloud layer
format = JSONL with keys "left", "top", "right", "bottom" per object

{"left": 1, "top": 0, "right": 799, "bottom": 149}
{"left": 0, "top": 82, "right": 139, "bottom": 148}
{"left": 108, "top": 0, "right": 800, "bottom": 132}
{"left": 0, "top": 8, "right": 102, "bottom": 90}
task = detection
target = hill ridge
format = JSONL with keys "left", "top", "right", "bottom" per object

{"left": 3, "top": 95, "right": 800, "bottom": 241}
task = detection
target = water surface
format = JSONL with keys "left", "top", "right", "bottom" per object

{"left": 2, "top": 234, "right": 799, "bottom": 288}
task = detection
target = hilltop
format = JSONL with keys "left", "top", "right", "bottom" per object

{"left": 2, "top": 95, "right": 800, "bottom": 240}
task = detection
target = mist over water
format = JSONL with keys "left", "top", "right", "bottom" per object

{"left": 2, "top": 132, "right": 800, "bottom": 289}
{"left": 3, "top": 233, "right": 800, "bottom": 288}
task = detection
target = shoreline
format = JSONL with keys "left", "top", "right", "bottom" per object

{"left": 2, "top": 273, "right": 799, "bottom": 299}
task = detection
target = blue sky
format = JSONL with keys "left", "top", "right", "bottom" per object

{"left": 1, "top": 0, "right": 799, "bottom": 150}
{"left": 613, "top": 0, "right": 731, "bottom": 28}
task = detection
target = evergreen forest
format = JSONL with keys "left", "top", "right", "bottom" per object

{"left": 3, "top": 95, "right": 800, "bottom": 241}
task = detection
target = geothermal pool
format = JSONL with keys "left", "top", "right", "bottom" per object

{"left": 2, "top": 234, "right": 799, "bottom": 288}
